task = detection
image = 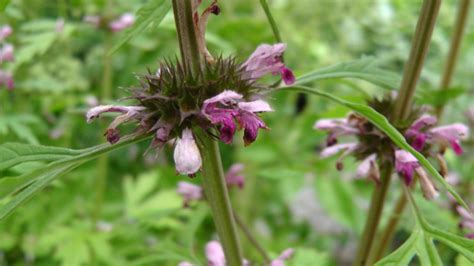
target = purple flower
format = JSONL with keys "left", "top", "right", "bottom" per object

{"left": 176, "top": 181, "right": 203, "bottom": 206}
{"left": 109, "top": 13, "right": 135, "bottom": 32}
{"left": 428, "top": 123, "right": 469, "bottom": 155}
{"left": 270, "top": 248, "right": 294, "bottom": 266}
{"left": 242, "top": 43, "right": 295, "bottom": 85}
{"left": 202, "top": 90, "right": 273, "bottom": 145}
{"left": 357, "top": 154, "right": 380, "bottom": 184}
{"left": 457, "top": 205, "right": 474, "bottom": 230}
{"left": 0, "top": 70, "right": 14, "bottom": 90}
{"left": 314, "top": 118, "right": 359, "bottom": 146}
{"left": 173, "top": 128, "right": 202, "bottom": 176}
{"left": 0, "top": 43, "right": 14, "bottom": 63}
{"left": 225, "top": 163, "right": 245, "bottom": 189}
{"left": 0, "top": 25, "right": 12, "bottom": 41}
{"left": 394, "top": 150, "right": 420, "bottom": 185}
{"left": 86, "top": 105, "right": 146, "bottom": 143}
{"left": 405, "top": 114, "right": 437, "bottom": 151}
{"left": 205, "top": 241, "right": 226, "bottom": 266}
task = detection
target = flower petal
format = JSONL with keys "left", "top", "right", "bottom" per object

{"left": 173, "top": 128, "right": 202, "bottom": 176}
{"left": 237, "top": 100, "right": 273, "bottom": 113}
{"left": 205, "top": 241, "right": 225, "bottom": 266}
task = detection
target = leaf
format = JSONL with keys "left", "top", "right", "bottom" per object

{"left": 0, "top": 142, "right": 79, "bottom": 171}
{"left": 296, "top": 58, "right": 401, "bottom": 90}
{"left": 289, "top": 247, "right": 331, "bottom": 266}
{"left": 0, "top": 0, "right": 9, "bottom": 11}
{"left": 109, "top": 0, "right": 172, "bottom": 54}
{"left": 416, "top": 87, "right": 465, "bottom": 107}
{"left": 0, "top": 134, "right": 151, "bottom": 219}
{"left": 376, "top": 231, "right": 418, "bottom": 265}
{"left": 283, "top": 85, "right": 469, "bottom": 210}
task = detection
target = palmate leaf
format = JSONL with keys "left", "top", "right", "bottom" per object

{"left": 0, "top": 134, "right": 152, "bottom": 219}
{"left": 109, "top": 0, "right": 172, "bottom": 54}
{"left": 282, "top": 85, "right": 470, "bottom": 211}
{"left": 295, "top": 58, "right": 401, "bottom": 90}
{"left": 376, "top": 187, "right": 474, "bottom": 265}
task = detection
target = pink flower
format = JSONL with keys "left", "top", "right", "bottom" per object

{"left": 357, "top": 154, "right": 380, "bottom": 184}
{"left": 202, "top": 90, "right": 273, "bottom": 145}
{"left": 205, "top": 241, "right": 226, "bottom": 266}
{"left": 173, "top": 128, "right": 202, "bottom": 176}
{"left": 225, "top": 163, "right": 245, "bottom": 189}
{"left": 457, "top": 206, "right": 474, "bottom": 230}
{"left": 0, "top": 70, "right": 14, "bottom": 90}
{"left": 428, "top": 123, "right": 469, "bottom": 155}
{"left": 270, "top": 248, "right": 294, "bottom": 266}
{"left": 109, "top": 13, "right": 135, "bottom": 32}
{"left": 314, "top": 118, "right": 359, "bottom": 145}
{"left": 0, "top": 43, "right": 14, "bottom": 63}
{"left": 394, "top": 150, "right": 420, "bottom": 185}
{"left": 0, "top": 25, "right": 12, "bottom": 41}
{"left": 177, "top": 181, "right": 203, "bottom": 206}
{"left": 405, "top": 114, "right": 437, "bottom": 151}
{"left": 86, "top": 105, "right": 146, "bottom": 143}
{"left": 242, "top": 43, "right": 295, "bottom": 85}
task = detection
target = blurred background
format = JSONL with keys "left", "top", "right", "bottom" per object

{"left": 0, "top": 0, "right": 473, "bottom": 265}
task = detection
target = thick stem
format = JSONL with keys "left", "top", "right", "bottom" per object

{"left": 435, "top": 0, "right": 471, "bottom": 117}
{"left": 353, "top": 163, "right": 393, "bottom": 266}
{"left": 373, "top": 1, "right": 468, "bottom": 260}
{"left": 195, "top": 129, "right": 243, "bottom": 266}
{"left": 234, "top": 211, "right": 271, "bottom": 263}
{"left": 354, "top": 1, "right": 440, "bottom": 263}
{"left": 393, "top": 0, "right": 441, "bottom": 121}
{"left": 172, "top": 0, "right": 202, "bottom": 74}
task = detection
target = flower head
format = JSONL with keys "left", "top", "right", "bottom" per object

{"left": 202, "top": 90, "right": 273, "bottom": 145}
{"left": 177, "top": 181, "right": 203, "bottom": 206}
{"left": 205, "top": 241, "right": 226, "bottom": 266}
{"left": 0, "top": 43, "right": 14, "bottom": 63}
{"left": 225, "top": 163, "right": 245, "bottom": 189}
{"left": 405, "top": 114, "right": 437, "bottom": 151}
{"left": 109, "top": 13, "right": 135, "bottom": 32}
{"left": 394, "top": 150, "right": 419, "bottom": 185}
{"left": 428, "top": 123, "right": 469, "bottom": 155}
{"left": 242, "top": 43, "right": 295, "bottom": 85}
{"left": 173, "top": 128, "right": 202, "bottom": 176}
{"left": 0, "top": 25, "right": 12, "bottom": 41}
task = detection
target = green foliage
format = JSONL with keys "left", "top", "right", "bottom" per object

{"left": 0, "top": 114, "right": 43, "bottom": 144}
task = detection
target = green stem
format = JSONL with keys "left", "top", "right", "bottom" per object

{"left": 172, "top": 0, "right": 201, "bottom": 74}
{"left": 435, "top": 0, "right": 471, "bottom": 118}
{"left": 393, "top": 0, "right": 441, "bottom": 121}
{"left": 259, "top": 0, "right": 283, "bottom": 43}
{"left": 234, "top": 211, "right": 271, "bottom": 263}
{"left": 353, "top": 163, "right": 393, "bottom": 266}
{"left": 195, "top": 129, "right": 243, "bottom": 266}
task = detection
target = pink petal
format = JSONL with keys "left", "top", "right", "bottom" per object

{"left": 320, "top": 143, "right": 357, "bottom": 158}
{"left": 205, "top": 241, "right": 225, "bottom": 266}
{"left": 173, "top": 128, "right": 202, "bottom": 175}
{"left": 237, "top": 100, "right": 273, "bottom": 113}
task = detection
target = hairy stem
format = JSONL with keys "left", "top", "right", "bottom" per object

{"left": 195, "top": 129, "right": 243, "bottom": 266}
{"left": 234, "top": 211, "right": 271, "bottom": 263}
{"left": 393, "top": 0, "right": 441, "bottom": 121}
{"left": 171, "top": 1, "right": 242, "bottom": 264}
{"left": 435, "top": 0, "right": 471, "bottom": 117}
{"left": 373, "top": 1, "right": 468, "bottom": 261}
{"left": 353, "top": 163, "right": 393, "bottom": 266}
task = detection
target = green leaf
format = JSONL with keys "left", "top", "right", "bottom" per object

{"left": 0, "top": 143, "right": 80, "bottom": 171}
{"left": 0, "top": 134, "right": 151, "bottom": 219}
{"left": 283, "top": 85, "right": 469, "bottom": 210}
{"left": 0, "top": 0, "right": 9, "bottom": 11}
{"left": 296, "top": 58, "right": 401, "bottom": 90}
{"left": 289, "top": 247, "right": 331, "bottom": 266}
{"left": 109, "top": 0, "right": 172, "bottom": 54}
{"left": 376, "top": 231, "right": 418, "bottom": 265}
{"left": 416, "top": 87, "right": 465, "bottom": 107}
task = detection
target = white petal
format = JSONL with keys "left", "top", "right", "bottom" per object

{"left": 320, "top": 143, "right": 357, "bottom": 158}
{"left": 357, "top": 154, "right": 377, "bottom": 177}
{"left": 238, "top": 100, "right": 273, "bottom": 113}
{"left": 173, "top": 128, "right": 202, "bottom": 175}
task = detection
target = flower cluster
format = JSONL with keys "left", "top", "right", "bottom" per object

{"left": 0, "top": 24, "right": 14, "bottom": 90}
{"left": 83, "top": 13, "right": 135, "bottom": 32}
{"left": 178, "top": 240, "right": 294, "bottom": 266}
{"left": 176, "top": 163, "right": 245, "bottom": 206}
{"left": 314, "top": 98, "right": 469, "bottom": 199}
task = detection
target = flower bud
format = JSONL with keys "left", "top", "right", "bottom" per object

{"left": 173, "top": 128, "right": 202, "bottom": 176}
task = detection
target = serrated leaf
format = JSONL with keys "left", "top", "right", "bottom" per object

{"left": 284, "top": 85, "right": 469, "bottom": 210}
{"left": 109, "top": 0, "right": 172, "bottom": 54}
{"left": 0, "top": 143, "right": 79, "bottom": 171}
{"left": 0, "top": 134, "right": 151, "bottom": 219}
{"left": 296, "top": 58, "right": 401, "bottom": 90}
